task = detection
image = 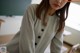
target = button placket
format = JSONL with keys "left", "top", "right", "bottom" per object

{"left": 35, "top": 21, "right": 45, "bottom": 46}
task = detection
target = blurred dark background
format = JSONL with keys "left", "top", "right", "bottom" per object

{"left": 0, "top": 0, "right": 31, "bottom": 16}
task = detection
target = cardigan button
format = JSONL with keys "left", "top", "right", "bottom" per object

{"left": 38, "top": 36, "right": 41, "bottom": 39}
{"left": 35, "top": 43, "right": 37, "bottom": 45}
{"left": 41, "top": 29, "right": 44, "bottom": 31}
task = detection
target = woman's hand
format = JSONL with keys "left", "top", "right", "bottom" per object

{"left": 68, "top": 48, "right": 75, "bottom": 53}
{"left": 68, "top": 44, "right": 80, "bottom": 53}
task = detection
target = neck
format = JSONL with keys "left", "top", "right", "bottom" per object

{"left": 47, "top": 7, "right": 56, "bottom": 16}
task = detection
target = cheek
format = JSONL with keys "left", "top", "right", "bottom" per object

{"left": 60, "top": 2, "right": 67, "bottom": 8}
{"left": 49, "top": 0, "right": 54, "bottom": 5}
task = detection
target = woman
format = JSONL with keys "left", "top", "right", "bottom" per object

{"left": 6, "top": 0, "right": 71, "bottom": 53}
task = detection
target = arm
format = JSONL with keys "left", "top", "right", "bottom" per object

{"left": 50, "top": 30, "right": 64, "bottom": 53}
{"left": 6, "top": 4, "right": 36, "bottom": 53}
{"left": 19, "top": 4, "right": 35, "bottom": 53}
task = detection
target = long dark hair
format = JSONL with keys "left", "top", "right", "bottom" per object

{"left": 36, "top": 0, "right": 71, "bottom": 33}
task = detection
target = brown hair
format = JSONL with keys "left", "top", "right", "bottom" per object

{"left": 36, "top": 0, "right": 70, "bottom": 33}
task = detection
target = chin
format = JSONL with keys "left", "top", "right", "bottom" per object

{"left": 52, "top": 7, "right": 60, "bottom": 10}
{"left": 51, "top": 5, "right": 60, "bottom": 10}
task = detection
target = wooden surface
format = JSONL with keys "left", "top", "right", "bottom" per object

{"left": 0, "top": 35, "right": 14, "bottom": 44}
{"left": 0, "top": 35, "right": 80, "bottom": 53}
{"left": 64, "top": 42, "right": 80, "bottom": 53}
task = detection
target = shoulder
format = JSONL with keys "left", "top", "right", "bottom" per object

{"left": 26, "top": 4, "right": 38, "bottom": 11}
{"left": 24, "top": 4, "right": 39, "bottom": 22}
{"left": 29, "top": 4, "right": 38, "bottom": 8}
{"left": 25, "top": 4, "right": 39, "bottom": 17}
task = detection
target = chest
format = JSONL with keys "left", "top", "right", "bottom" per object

{"left": 34, "top": 15, "right": 58, "bottom": 46}
{"left": 34, "top": 19, "right": 45, "bottom": 45}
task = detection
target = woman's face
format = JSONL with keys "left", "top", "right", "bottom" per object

{"left": 49, "top": 0, "right": 68, "bottom": 10}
